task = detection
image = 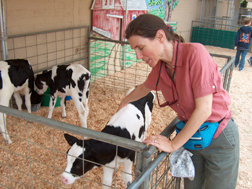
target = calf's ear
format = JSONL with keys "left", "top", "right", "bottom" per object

{"left": 64, "top": 133, "right": 78, "bottom": 146}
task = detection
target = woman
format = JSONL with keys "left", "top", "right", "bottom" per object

{"left": 118, "top": 14, "right": 239, "bottom": 189}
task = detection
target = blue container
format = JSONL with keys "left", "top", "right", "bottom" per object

{"left": 66, "top": 96, "right": 72, "bottom": 100}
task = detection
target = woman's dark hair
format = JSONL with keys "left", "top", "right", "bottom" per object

{"left": 125, "top": 14, "right": 184, "bottom": 42}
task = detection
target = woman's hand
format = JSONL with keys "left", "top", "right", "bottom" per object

{"left": 117, "top": 83, "right": 151, "bottom": 112}
{"left": 117, "top": 100, "right": 128, "bottom": 112}
{"left": 143, "top": 135, "right": 176, "bottom": 153}
{"left": 147, "top": 94, "right": 213, "bottom": 152}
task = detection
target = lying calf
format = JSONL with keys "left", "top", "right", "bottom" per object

{"left": 61, "top": 88, "right": 155, "bottom": 188}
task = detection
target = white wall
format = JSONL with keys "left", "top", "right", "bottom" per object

{"left": 170, "top": 0, "right": 202, "bottom": 42}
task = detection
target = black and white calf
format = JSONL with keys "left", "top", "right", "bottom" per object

{"left": 0, "top": 59, "right": 40, "bottom": 144}
{"left": 35, "top": 64, "right": 91, "bottom": 128}
{"left": 60, "top": 88, "right": 155, "bottom": 188}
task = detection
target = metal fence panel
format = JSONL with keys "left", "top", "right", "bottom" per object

{"left": 1, "top": 26, "right": 90, "bottom": 73}
{"left": 89, "top": 36, "right": 152, "bottom": 91}
{"left": 190, "top": 20, "right": 238, "bottom": 50}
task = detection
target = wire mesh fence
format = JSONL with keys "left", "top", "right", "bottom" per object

{"left": 89, "top": 36, "right": 152, "bottom": 91}
{"left": 1, "top": 26, "right": 90, "bottom": 73}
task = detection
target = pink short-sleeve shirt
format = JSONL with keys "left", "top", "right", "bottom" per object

{"left": 144, "top": 41, "right": 231, "bottom": 138}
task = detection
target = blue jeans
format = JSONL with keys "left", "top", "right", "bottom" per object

{"left": 249, "top": 56, "right": 252, "bottom": 66}
{"left": 235, "top": 49, "right": 248, "bottom": 70}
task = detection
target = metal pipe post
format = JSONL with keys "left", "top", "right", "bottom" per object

{"left": 0, "top": 0, "right": 8, "bottom": 60}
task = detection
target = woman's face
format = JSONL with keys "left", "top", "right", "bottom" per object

{"left": 128, "top": 35, "right": 163, "bottom": 68}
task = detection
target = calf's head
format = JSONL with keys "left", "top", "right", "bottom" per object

{"left": 31, "top": 90, "right": 42, "bottom": 104}
{"left": 35, "top": 70, "right": 50, "bottom": 95}
{"left": 61, "top": 133, "right": 99, "bottom": 185}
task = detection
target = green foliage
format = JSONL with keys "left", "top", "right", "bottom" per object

{"left": 166, "top": 0, "right": 179, "bottom": 10}
{"left": 159, "top": 5, "right": 164, "bottom": 12}
{"left": 148, "top": 0, "right": 156, "bottom": 7}
{"left": 156, "top": 0, "right": 162, "bottom": 5}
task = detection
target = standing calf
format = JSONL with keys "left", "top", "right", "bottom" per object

{"left": 60, "top": 88, "right": 155, "bottom": 188}
{"left": 35, "top": 64, "right": 91, "bottom": 128}
{"left": 0, "top": 59, "right": 40, "bottom": 144}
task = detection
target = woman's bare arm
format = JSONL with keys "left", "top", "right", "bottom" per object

{"left": 117, "top": 83, "right": 151, "bottom": 111}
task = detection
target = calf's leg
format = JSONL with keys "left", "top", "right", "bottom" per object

{"left": 47, "top": 95, "right": 57, "bottom": 118}
{"left": 82, "top": 85, "right": 89, "bottom": 126}
{"left": 60, "top": 96, "right": 66, "bottom": 118}
{"left": 122, "top": 159, "right": 133, "bottom": 186}
{"left": 102, "top": 166, "right": 114, "bottom": 189}
{"left": 13, "top": 92, "right": 23, "bottom": 111}
{"left": 0, "top": 97, "right": 12, "bottom": 144}
{"left": 72, "top": 97, "right": 87, "bottom": 128}
{"left": 24, "top": 92, "right": 32, "bottom": 113}
{"left": 82, "top": 100, "right": 89, "bottom": 128}
{"left": 0, "top": 113, "right": 12, "bottom": 144}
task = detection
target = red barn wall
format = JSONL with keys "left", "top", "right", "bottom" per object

{"left": 93, "top": 9, "right": 147, "bottom": 40}
{"left": 126, "top": 10, "right": 148, "bottom": 27}
{"left": 92, "top": 0, "right": 102, "bottom": 9}
{"left": 92, "top": 0, "right": 147, "bottom": 40}
{"left": 92, "top": 9, "right": 124, "bottom": 40}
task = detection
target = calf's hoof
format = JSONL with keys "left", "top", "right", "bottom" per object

{"left": 127, "top": 181, "right": 131, "bottom": 187}
{"left": 5, "top": 138, "right": 12, "bottom": 144}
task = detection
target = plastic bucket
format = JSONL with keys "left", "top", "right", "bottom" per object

{"left": 41, "top": 88, "right": 61, "bottom": 107}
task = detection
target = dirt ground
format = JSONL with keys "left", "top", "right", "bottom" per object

{"left": 205, "top": 46, "right": 252, "bottom": 189}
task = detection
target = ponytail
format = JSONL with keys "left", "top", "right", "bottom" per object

{"left": 166, "top": 24, "right": 184, "bottom": 42}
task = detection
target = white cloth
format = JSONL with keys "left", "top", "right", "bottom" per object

{"left": 170, "top": 147, "right": 195, "bottom": 181}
